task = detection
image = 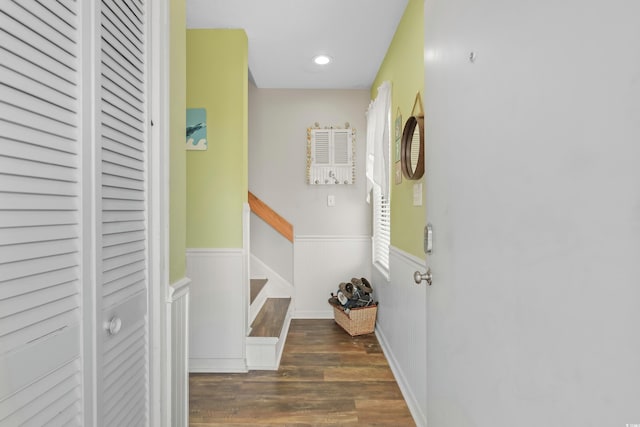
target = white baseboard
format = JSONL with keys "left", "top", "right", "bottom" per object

{"left": 294, "top": 310, "right": 334, "bottom": 319}
{"left": 189, "top": 358, "right": 247, "bottom": 373}
{"left": 376, "top": 326, "right": 426, "bottom": 427}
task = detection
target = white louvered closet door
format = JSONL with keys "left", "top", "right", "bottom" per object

{"left": 97, "top": 0, "right": 150, "bottom": 425}
{"left": 0, "top": 1, "right": 83, "bottom": 426}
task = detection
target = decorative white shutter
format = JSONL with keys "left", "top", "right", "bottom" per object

{"left": 0, "top": 1, "right": 83, "bottom": 426}
{"left": 98, "top": 0, "right": 149, "bottom": 425}
{"left": 307, "top": 128, "right": 354, "bottom": 185}
{"left": 332, "top": 129, "right": 350, "bottom": 165}
{"left": 311, "top": 129, "right": 330, "bottom": 164}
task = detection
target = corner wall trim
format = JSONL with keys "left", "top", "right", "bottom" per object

{"left": 168, "top": 277, "right": 191, "bottom": 302}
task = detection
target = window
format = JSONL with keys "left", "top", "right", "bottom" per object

{"left": 372, "top": 184, "right": 391, "bottom": 274}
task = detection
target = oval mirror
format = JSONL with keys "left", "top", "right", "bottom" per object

{"left": 400, "top": 113, "right": 424, "bottom": 180}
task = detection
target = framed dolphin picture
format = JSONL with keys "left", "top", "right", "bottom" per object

{"left": 186, "top": 108, "right": 207, "bottom": 150}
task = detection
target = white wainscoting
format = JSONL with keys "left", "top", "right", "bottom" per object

{"left": 293, "top": 235, "right": 371, "bottom": 318}
{"left": 167, "top": 277, "right": 191, "bottom": 427}
{"left": 373, "top": 246, "right": 427, "bottom": 427}
{"left": 187, "top": 249, "right": 247, "bottom": 373}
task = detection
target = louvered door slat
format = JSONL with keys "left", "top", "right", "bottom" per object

{"left": 0, "top": 4, "right": 76, "bottom": 66}
{"left": 54, "top": 0, "right": 77, "bottom": 18}
{"left": 0, "top": 210, "right": 76, "bottom": 229}
{"left": 0, "top": 28, "right": 76, "bottom": 87}
{"left": 0, "top": 175, "right": 76, "bottom": 197}
{"left": 0, "top": 224, "right": 77, "bottom": 245}
{"left": 102, "top": 210, "right": 144, "bottom": 223}
{"left": 0, "top": 193, "right": 76, "bottom": 211}
{"left": 0, "top": 3, "right": 81, "bottom": 421}
{"left": 0, "top": 359, "right": 78, "bottom": 419}
{"left": 101, "top": 64, "right": 143, "bottom": 107}
{"left": 0, "top": 308, "right": 79, "bottom": 352}
{"left": 0, "top": 238, "right": 76, "bottom": 264}
{"left": 0, "top": 256, "right": 77, "bottom": 288}
{"left": 102, "top": 159, "right": 144, "bottom": 180}
{"left": 102, "top": 198, "right": 145, "bottom": 211}
{"left": 102, "top": 145, "right": 144, "bottom": 169}
{"left": 0, "top": 122, "right": 76, "bottom": 156}
{"left": 33, "top": 0, "right": 77, "bottom": 30}
{"left": 104, "top": 343, "right": 145, "bottom": 394}
{"left": 0, "top": 66, "right": 76, "bottom": 114}
{"left": 0, "top": 281, "right": 77, "bottom": 318}
{"left": 102, "top": 97, "right": 144, "bottom": 133}
{"left": 101, "top": 3, "right": 143, "bottom": 52}
{"left": 0, "top": 359, "right": 80, "bottom": 427}
{"left": 0, "top": 268, "right": 77, "bottom": 300}
{"left": 102, "top": 239, "right": 145, "bottom": 259}
{"left": 102, "top": 220, "right": 145, "bottom": 235}
{"left": 0, "top": 84, "right": 76, "bottom": 130}
{"left": 106, "top": 380, "right": 145, "bottom": 427}
{"left": 0, "top": 155, "right": 77, "bottom": 182}
{"left": 0, "top": 103, "right": 76, "bottom": 141}
{"left": 0, "top": 47, "right": 76, "bottom": 97}
{"left": 98, "top": 0, "right": 149, "bottom": 423}
{"left": 102, "top": 173, "right": 145, "bottom": 191}
{"left": 20, "top": 381, "right": 81, "bottom": 427}
{"left": 101, "top": 35, "right": 143, "bottom": 79}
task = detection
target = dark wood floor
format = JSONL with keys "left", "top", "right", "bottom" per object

{"left": 190, "top": 319, "right": 415, "bottom": 426}
{"left": 250, "top": 298, "right": 291, "bottom": 337}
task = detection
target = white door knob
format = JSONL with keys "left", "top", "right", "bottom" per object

{"left": 106, "top": 316, "right": 122, "bottom": 335}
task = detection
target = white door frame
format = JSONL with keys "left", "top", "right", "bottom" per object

{"left": 148, "top": 0, "right": 171, "bottom": 425}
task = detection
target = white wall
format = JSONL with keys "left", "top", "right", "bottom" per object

{"left": 249, "top": 84, "right": 371, "bottom": 236}
{"left": 249, "top": 84, "right": 373, "bottom": 313}
{"left": 250, "top": 214, "right": 293, "bottom": 283}
{"left": 374, "top": 247, "right": 427, "bottom": 426}
{"left": 187, "top": 249, "right": 247, "bottom": 372}
{"left": 424, "top": 0, "right": 640, "bottom": 425}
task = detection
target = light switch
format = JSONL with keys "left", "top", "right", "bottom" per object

{"left": 327, "top": 195, "right": 336, "bottom": 207}
{"left": 413, "top": 183, "right": 423, "bottom": 206}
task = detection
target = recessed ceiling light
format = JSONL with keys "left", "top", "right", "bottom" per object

{"left": 313, "top": 55, "right": 332, "bottom": 65}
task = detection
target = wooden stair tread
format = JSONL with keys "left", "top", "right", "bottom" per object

{"left": 250, "top": 297, "right": 291, "bottom": 338}
{"left": 250, "top": 278, "right": 268, "bottom": 304}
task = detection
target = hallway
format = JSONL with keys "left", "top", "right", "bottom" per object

{"left": 189, "top": 319, "right": 415, "bottom": 426}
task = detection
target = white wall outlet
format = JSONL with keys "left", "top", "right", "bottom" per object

{"left": 327, "top": 195, "right": 336, "bottom": 207}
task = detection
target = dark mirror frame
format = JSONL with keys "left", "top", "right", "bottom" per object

{"left": 400, "top": 113, "right": 424, "bottom": 180}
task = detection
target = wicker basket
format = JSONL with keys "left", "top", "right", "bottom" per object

{"left": 332, "top": 304, "right": 377, "bottom": 336}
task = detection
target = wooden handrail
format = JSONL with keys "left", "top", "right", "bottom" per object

{"left": 248, "top": 191, "right": 294, "bottom": 243}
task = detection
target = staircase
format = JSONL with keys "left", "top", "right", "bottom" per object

{"left": 247, "top": 192, "right": 294, "bottom": 370}
{"left": 246, "top": 278, "right": 292, "bottom": 370}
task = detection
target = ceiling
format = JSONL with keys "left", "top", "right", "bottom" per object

{"left": 186, "top": 0, "right": 409, "bottom": 90}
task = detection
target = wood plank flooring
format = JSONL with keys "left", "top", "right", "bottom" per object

{"left": 249, "top": 298, "right": 291, "bottom": 337}
{"left": 190, "top": 319, "right": 415, "bottom": 426}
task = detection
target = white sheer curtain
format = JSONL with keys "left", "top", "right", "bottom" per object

{"left": 365, "top": 81, "right": 391, "bottom": 203}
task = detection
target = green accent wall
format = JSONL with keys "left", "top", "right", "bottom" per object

{"left": 186, "top": 30, "right": 248, "bottom": 248}
{"left": 372, "top": 0, "right": 425, "bottom": 258}
{"left": 169, "top": 0, "right": 186, "bottom": 284}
